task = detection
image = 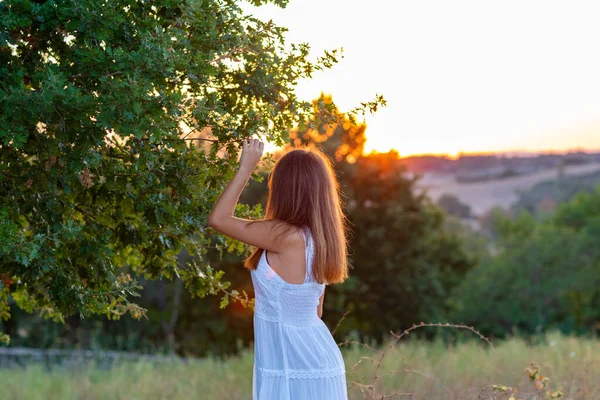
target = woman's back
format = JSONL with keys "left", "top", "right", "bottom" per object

{"left": 250, "top": 226, "right": 348, "bottom": 399}
{"left": 252, "top": 226, "right": 323, "bottom": 324}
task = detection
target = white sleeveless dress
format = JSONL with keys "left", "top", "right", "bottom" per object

{"left": 250, "top": 226, "right": 348, "bottom": 399}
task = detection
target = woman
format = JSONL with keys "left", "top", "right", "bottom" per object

{"left": 208, "top": 138, "right": 349, "bottom": 399}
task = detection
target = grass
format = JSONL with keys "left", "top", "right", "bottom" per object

{"left": 0, "top": 332, "right": 598, "bottom": 400}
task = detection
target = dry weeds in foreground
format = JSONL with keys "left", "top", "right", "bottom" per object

{"left": 335, "top": 317, "right": 565, "bottom": 400}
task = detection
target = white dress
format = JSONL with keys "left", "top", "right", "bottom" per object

{"left": 250, "top": 226, "right": 348, "bottom": 400}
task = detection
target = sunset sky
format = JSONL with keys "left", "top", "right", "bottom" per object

{"left": 246, "top": 0, "right": 600, "bottom": 157}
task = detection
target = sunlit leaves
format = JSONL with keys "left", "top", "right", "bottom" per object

{"left": 1, "top": 0, "right": 382, "bottom": 338}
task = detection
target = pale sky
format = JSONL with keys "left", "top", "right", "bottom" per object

{"left": 245, "top": 0, "right": 600, "bottom": 157}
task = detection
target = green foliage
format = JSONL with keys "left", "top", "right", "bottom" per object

{"left": 451, "top": 186, "right": 600, "bottom": 337}
{"left": 0, "top": 0, "right": 385, "bottom": 337}
{"left": 440, "top": 214, "right": 489, "bottom": 260}
{"left": 325, "top": 152, "right": 476, "bottom": 340}
{"left": 553, "top": 185, "right": 600, "bottom": 233}
{"left": 287, "top": 103, "right": 474, "bottom": 341}
{"left": 512, "top": 169, "right": 600, "bottom": 217}
{"left": 436, "top": 193, "right": 472, "bottom": 219}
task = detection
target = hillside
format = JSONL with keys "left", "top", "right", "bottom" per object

{"left": 417, "top": 162, "right": 600, "bottom": 215}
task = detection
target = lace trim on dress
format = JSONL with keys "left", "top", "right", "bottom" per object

{"left": 256, "top": 366, "right": 346, "bottom": 379}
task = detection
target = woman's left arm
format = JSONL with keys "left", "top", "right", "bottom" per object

{"left": 207, "top": 138, "right": 292, "bottom": 253}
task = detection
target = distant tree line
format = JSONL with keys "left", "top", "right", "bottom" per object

{"left": 451, "top": 186, "right": 600, "bottom": 337}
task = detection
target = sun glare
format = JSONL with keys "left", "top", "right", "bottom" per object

{"left": 245, "top": 0, "right": 600, "bottom": 158}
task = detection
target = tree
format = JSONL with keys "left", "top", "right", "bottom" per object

{"left": 329, "top": 152, "right": 475, "bottom": 340}
{"left": 450, "top": 186, "right": 600, "bottom": 337}
{"left": 287, "top": 98, "right": 475, "bottom": 341}
{"left": 512, "top": 169, "right": 600, "bottom": 217}
{"left": 0, "top": 0, "right": 384, "bottom": 343}
{"left": 437, "top": 193, "right": 472, "bottom": 219}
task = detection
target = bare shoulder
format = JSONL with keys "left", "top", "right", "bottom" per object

{"left": 265, "top": 224, "right": 308, "bottom": 284}
{"left": 258, "top": 220, "right": 305, "bottom": 252}
{"left": 278, "top": 223, "right": 306, "bottom": 249}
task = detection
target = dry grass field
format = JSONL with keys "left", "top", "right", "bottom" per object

{"left": 0, "top": 332, "right": 598, "bottom": 400}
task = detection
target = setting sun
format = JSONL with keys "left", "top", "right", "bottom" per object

{"left": 245, "top": 0, "right": 600, "bottom": 157}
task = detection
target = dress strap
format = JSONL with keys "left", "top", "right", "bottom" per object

{"left": 300, "top": 226, "right": 313, "bottom": 282}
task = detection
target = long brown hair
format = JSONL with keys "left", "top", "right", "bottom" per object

{"left": 243, "top": 147, "right": 349, "bottom": 284}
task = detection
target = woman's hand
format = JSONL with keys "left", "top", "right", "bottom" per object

{"left": 239, "top": 138, "right": 264, "bottom": 172}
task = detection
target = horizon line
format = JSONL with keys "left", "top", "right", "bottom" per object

{"left": 365, "top": 147, "right": 600, "bottom": 160}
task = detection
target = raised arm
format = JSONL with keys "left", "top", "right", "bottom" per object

{"left": 207, "top": 138, "right": 294, "bottom": 253}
